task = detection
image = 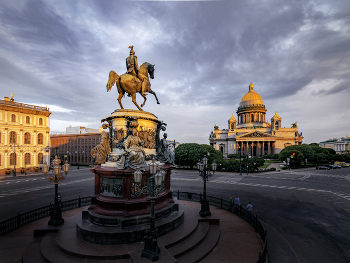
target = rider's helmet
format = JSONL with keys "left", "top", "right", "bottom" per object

{"left": 129, "top": 45, "right": 135, "bottom": 55}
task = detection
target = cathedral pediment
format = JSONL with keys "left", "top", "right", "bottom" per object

{"left": 237, "top": 131, "right": 274, "bottom": 138}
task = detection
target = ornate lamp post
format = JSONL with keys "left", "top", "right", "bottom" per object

{"left": 133, "top": 159, "right": 166, "bottom": 261}
{"left": 197, "top": 156, "right": 217, "bottom": 217}
{"left": 239, "top": 152, "right": 242, "bottom": 175}
{"left": 42, "top": 156, "right": 70, "bottom": 226}
{"left": 10, "top": 144, "right": 20, "bottom": 177}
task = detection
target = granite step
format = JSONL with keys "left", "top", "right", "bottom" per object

{"left": 166, "top": 221, "right": 209, "bottom": 258}
{"left": 176, "top": 225, "right": 221, "bottom": 263}
{"left": 56, "top": 229, "right": 130, "bottom": 260}
{"left": 159, "top": 204, "right": 199, "bottom": 248}
{"left": 41, "top": 233, "right": 132, "bottom": 263}
{"left": 22, "top": 237, "right": 46, "bottom": 263}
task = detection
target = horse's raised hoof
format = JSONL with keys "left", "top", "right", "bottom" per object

{"left": 157, "top": 102, "right": 160, "bottom": 104}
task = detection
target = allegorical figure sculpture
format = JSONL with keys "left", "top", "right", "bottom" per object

{"left": 116, "top": 129, "right": 146, "bottom": 170}
{"left": 107, "top": 46, "right": 160, "bottom": 111}
{"left": 157, "top": 133, "right": 175, "bottom": 165}
{"left": 91, "top": 131, "right": 111, "bottom": 165}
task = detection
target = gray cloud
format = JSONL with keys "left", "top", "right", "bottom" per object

{"left": 0, "top": 0, "right": 350, "bottom": 144}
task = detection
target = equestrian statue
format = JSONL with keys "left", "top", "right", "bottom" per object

{"left": 106, "top": 46, "right": 160, "bottom": 111}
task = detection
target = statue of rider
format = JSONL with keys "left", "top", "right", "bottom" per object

{"left": 126, "top": 46, "right": 147, "bottom": 96}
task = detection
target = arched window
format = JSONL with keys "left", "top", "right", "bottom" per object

{"left": 24, "top": 132, "right": 31, "bottom": 144}
{"left": 39, "top": 118, "right": 43, "bottom": 125}
{"left": 26, "top": 116, "right": 30, "bottom": 124}
{"left": 11, "top": 114, "right": 16, "bottom": 122}
{"left": 38, "top": 153, "right": 43, "bottom": 164}
{"left": 275, "top": 121, "right": 279, "bottom": 129}
{"left": 25, "top": 153, "right": 31, "bottom": 165}
{"left": 38, "top": 133, "right": 43, "bottom": 144}
{"left": 10, "top": 153, "right": 16, "bottom": 165}
{"left": 10, "top": 131, "right": 17, "bottom": 144}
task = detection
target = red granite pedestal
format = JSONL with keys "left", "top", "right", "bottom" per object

{"left": 76, "top": 164, "right": 182, "bottom": 245}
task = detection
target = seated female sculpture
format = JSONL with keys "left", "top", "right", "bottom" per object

{"left": 116, "top": 129, "right": 146, "bottom": 170}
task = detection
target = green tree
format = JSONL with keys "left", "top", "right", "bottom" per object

{"left": 279, "top": 145, "right": 314, "bottom": 165}
{"left": 175, "top": 143, "right": 207, "bottom": 169}
{"left": 201, "top": 144, "right": 223, "bottom": 164}
{"left": 279, "top": 149, "right": 304, "bottom": 167}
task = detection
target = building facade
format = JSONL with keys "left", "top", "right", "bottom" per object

{"left": 50, "top": 127, "right": 103, "bottom": 165}
{"left": 209, "top": 83, "right": 303, "bottom": 157}
{"left": 319, "top": 136, "right": 350, "bottom": 154}
{"left": 0, "top": 95, "right": 51, "bottom": 174}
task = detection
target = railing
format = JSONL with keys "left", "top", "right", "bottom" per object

{"left": 0, "top": 99, "right": 48, "bottom": 111}
{"left": 0, "top": 193, "right": 267, "bottom": 263}
{"left": 176, "top": 191, "right": 268, "bottom": 263}
{"left": 0, "top": 196, "right": 91, "bottom": 236}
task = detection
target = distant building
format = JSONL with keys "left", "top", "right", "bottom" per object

{"left": 209, "top": 83, "right": 303, "bottom": 157}
{"left": 0, "top": 94, "right": 51, "bottom": 174}
{"left": 50, "top": 127, "right": 103, "bottom": 165}
{"left": 319, "top": 136, "right": 350, "bottom": 154}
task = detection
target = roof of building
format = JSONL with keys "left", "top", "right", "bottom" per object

{"left": 239, "top": 82, "right": 264, "bottom": 106}
{"left": 271, "top": 112, "right": 281, "bottom": 119}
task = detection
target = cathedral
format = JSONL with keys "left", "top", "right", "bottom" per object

{"left": 209, "top": 82, "right": 303, "bottom": 157}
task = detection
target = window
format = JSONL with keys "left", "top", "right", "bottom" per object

{"left": 38, "top": 133, "right": 43, "bottom": 144}
{"left": 38, "top": 153, "right": 43, "bottom": 164}
{"left": 26, "top": 116, "right": 30, "bottom": 124}
{"left": 10, "top": 153, "right": 16, "bottom": 165}
{"left": 11, "top": 114, "right": 16, "bottom": 122}
{"left": 39, "top": 118, "right": 43, "bottom": 125}
{"left": 10, "top": 131, "right": 17, "bottom": 144}
{"left": 24, "top": 132, "right": 31, "bottom": 144}
{"left": 25, "top": 153, "right": 31, "bottom": 165}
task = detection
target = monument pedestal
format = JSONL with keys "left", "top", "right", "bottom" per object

{"left": 76, "top": 164, "right": 179, "bottom": 245}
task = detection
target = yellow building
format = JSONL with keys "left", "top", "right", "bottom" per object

{"left": 0, "top": 94, "right": 51, "bottom": 174}
{"left": 209, "top": 83, "right": 303, "bottom": 157}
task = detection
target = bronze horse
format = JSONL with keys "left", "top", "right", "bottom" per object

{"left": 106, "top": 62, "right": 160, "bottom": 111}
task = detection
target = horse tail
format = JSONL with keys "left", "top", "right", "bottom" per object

{"left": 106, "top": 70, "right": 119, "bottom": 92}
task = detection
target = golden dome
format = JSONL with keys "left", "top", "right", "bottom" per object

{"left": 239, "top": 82, "right": 264, "bottom": 106}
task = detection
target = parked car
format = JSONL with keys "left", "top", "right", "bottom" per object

{"left": 322, "top": 164, "right": 337, "bottom": 169}
{"left": 333, "top": 165, "right": 342, "bottom": 169}
{"left": 334, "top": 162, "right": 349, "bottom": 167}
{"left": 317, "top": 166, "right": 330, "bottom": 170}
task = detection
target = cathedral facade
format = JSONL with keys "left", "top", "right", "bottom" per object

{"left": 209, "top": 83, "right": 303, "bottom": 157}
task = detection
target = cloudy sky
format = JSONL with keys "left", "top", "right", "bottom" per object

{"left": 1, "top": 0, "right": 349, "bottom": 144}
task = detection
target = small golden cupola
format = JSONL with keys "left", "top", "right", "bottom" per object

{"left": 228, "top": 114, "right": 237, "bottom": 131}
{"left": 271, "top": 111, "right": 282, "bottom": 130}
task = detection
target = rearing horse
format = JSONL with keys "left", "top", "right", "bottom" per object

{"left": 106, "top": 62, "right": 160, "bottom": 111}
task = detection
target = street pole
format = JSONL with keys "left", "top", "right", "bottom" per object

{"left": 239, "top": 152, "right": 242, "bottom": 175}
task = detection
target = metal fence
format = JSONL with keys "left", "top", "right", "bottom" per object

{"left": 0, "top": 193, "right": 267, "bottom": 263}
{"left": 176, "top": 191, "right": 268, "bottom": 263}
{"left": 0, "top": 196, "right": 91, "bottom": 236}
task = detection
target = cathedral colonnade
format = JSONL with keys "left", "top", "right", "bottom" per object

{"left": 237, "top": 141, "right": 275, "bottom": 157}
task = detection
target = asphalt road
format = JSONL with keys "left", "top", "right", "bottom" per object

{"left": 1, "top": 167, "right": 350, "bottom": 263}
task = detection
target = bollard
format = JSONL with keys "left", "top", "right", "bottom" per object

{"left": 78, "top": 196, "right": 81, "bottom": 208}
{"left": 177, "top": 190, "right": 179, "bottom": 200}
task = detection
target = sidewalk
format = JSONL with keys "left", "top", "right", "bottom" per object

{"left": 0, "top": 201, "right": 263, "bottom": 263}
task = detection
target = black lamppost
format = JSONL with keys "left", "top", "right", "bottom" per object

{"left": 133, "top": 159, "right": 166, "bottom": 261}
{"left": 239, "top": 152, "right": 242, "bottom": 175}
{"left": 11, "top": 144, "right": 20, "bottom": 177}
{"left": 42, "top": 156, "right": 70, "bottom": 226}
{"left": 197, "top": 156, "right": 217, "bottom": 217}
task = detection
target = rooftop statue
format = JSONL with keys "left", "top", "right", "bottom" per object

{"left": 106, "top": 46, "right": 160, "bottom": 111}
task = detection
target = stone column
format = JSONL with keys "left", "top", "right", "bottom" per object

{"left": 272, "top": 142, "right": 275, "bottom": 154}
{"left": 257, "top": 141, "right": 261, "bottom": 157}
{"left": 240, "top": 142, "right": 243, "bottom": 155}
{"left": 268, "top": 141, "right": 271, "bottom": 155}
{"left": 245, "top": 142, "right": 248, "bottom": 155}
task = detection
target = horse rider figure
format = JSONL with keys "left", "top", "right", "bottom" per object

{"left": 126, "top": 46, "right": 147, "bottom": 96}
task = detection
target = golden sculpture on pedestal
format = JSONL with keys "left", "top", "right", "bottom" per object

{"left": 106, "top": 46, "right": 160, "bottom": 111}
{"left": 91, "top": 131, "right": 111, "bottom": 165}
